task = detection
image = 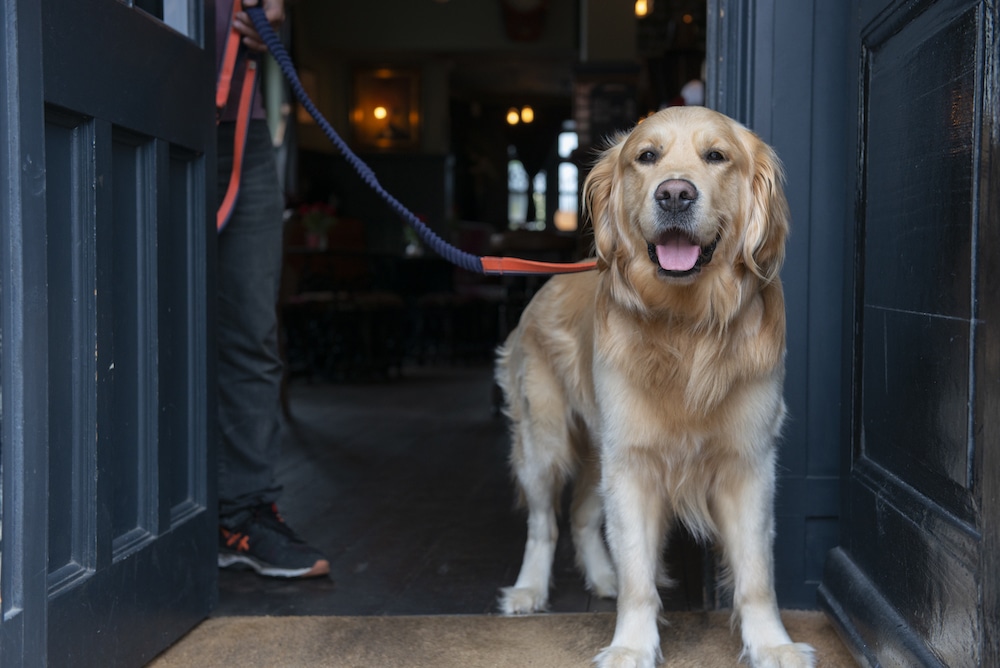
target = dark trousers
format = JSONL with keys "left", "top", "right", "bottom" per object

{"left": 216, "top": 120, "right": 285, "bottom": 519}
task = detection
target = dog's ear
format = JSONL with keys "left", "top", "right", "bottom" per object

{"left": 741, "top": 135, "right": 789, "bottom": 283}
{"left": 584, "top": 137, "right": 625, "bottom": 270}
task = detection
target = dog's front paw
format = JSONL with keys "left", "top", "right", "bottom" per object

{"left": 748, "top": 642, "right": 816, "bottom": 668}
{"left": 593, "top": 645, "right": 657, "bottom": 668}
{"left": 498, "top": 586, "right": 548, "bottom": 614}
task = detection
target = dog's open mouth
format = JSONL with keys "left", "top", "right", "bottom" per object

{"left": 647, "top": 230, "right": 720, "bottom": 277}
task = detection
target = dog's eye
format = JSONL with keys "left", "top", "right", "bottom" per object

{"left": 705, "top": 150, "right": 727, "bottom": 163}
{"left": 637, "top": 150, "right": 659, "bottom": 164}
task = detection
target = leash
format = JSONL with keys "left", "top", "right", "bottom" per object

{"left": 226, "top": 5, "right": 597, "bottom": 276}
{"left": 216, "top": 1, "right": 261, "bottom": 232}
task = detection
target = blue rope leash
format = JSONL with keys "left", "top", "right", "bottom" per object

{"left": 245, "top": 7, "right": 484, "bottom": 274}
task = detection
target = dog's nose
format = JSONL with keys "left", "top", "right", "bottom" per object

{"left": 655, "top": 179, "right": 698, "bottom": 213}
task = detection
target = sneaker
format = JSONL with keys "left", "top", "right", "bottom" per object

{"left": 218, "top": 503, "right": 330, "bottom": 578}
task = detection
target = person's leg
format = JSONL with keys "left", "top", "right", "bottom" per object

{"left": 216, "top": 120, "right": 328, "bottom": 577}
{"left": 217, "top": 120, "right": 285, "bottom": 513}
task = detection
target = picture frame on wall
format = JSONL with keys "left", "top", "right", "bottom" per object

{"left": 351, "top": 67, "right": 421, "bottom": 151}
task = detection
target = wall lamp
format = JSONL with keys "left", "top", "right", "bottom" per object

{"left": 506, "top": 105, "right": 535, "bottom": 125}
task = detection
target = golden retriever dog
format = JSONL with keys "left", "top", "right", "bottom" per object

{"left": 495, "top": 106, "right": 815, "bottom": 668}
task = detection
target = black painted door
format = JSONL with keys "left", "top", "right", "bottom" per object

{"left": 0, "top": 0, "right": 217, "bottom": 666}
{"left": 819, "top": 0, "right": 1000, "bottom": 665}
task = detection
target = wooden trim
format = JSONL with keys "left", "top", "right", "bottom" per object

{"left": 0, "top": 0, "right": 50, "bottom": 662}
{"left": 819, "top": 548, "right": 948, "bottom": 668}
{"left": 974, "top": 4, "right": 1000, "bottom": 663}
{"left": 705, "top": 0, "right": 757, "bottom": 123}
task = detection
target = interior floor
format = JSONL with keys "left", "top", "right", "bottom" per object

{"left": 214, "top": 363, "right": 706, "bottom": 617}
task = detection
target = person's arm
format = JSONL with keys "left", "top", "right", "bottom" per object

{"left": 232, "top": 0, "right": 285, "bottom": 53}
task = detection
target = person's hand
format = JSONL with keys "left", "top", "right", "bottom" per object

{"left": 232, "top": 0, "right": 285, "bottom": 53}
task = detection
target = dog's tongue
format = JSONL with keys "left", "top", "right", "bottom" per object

{"left": 656, "top": 236, "right": 701, "bottom": 271}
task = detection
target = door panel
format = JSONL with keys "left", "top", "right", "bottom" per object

{"left": 859, "top": 2, "right": 979, "bottom": 516}
{"left": 45, "top": 110, "right": 100, "bottom": 596}
{"left": 819, "top": 0, "right": 999, "bottom": 665}
{"left": 2, "top": 0, "right": 216, "bottom": 665}
{"left": 162, "top": 145, "right": 210, "bottom": 525}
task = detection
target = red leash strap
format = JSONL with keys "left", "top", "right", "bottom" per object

{"left": 216, "top": 0, "right": 259, "bottom": 232}
{"left": 216, "top": 0, "right": 243, "bottom": 112}
{"left": 217, "top": 58, "right": 258, "bottom": 231}
{"left": 480, "top": 256, "right": 598, "bottom": 275}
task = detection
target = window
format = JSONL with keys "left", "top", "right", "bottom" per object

{"left": 507, "top": 153, "right": 530, "bottom": 229}
{"left": 554, "top": 128, "right": 578, "bottom": 231}
{"left": 507, "top": 122, "right": 579, "bottom": 232}
{"left": 530, "top": 171, "right": 547, "bottom": 231}
{"left": 506, "top": 153, "right": 546, "bottom": 231}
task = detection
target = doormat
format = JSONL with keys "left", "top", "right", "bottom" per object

{"left": 148, "top": 610, "right": 856, "bottom": 667}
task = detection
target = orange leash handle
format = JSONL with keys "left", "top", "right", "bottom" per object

{"left": 480, "top": 256, "right": 598, "bottom": 276}
{"left": 216, "top": 0, "right": 244, "bottom": 111}
{"left": 216, "top": 58, "right": 258, "bottom": 231}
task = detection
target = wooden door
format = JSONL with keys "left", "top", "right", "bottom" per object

{"left": 0, "top": 0, "right": 217, "bottom": 665}
{"left": 819, "top": 0, "right": 1000, "bottom": 665}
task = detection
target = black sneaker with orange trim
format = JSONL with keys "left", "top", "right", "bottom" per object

{"left": 218, "top": 503, "right": 330, "bottom": 578}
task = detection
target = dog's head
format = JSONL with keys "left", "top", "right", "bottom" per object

{"left": 584, "top": 106, "right": 789, "bottom": 315}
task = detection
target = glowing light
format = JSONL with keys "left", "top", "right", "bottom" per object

{"left": 634, "top": 0, "right": 650, "bottom": 18}
{"left": 682, "top": 13, "right": 693, "bottom": 24}
{"left": 520, "top": 106, "right": 534, "bottom": 123}
{"left": 553, "top": 210, "right": 577, "bottom": 232}
{"left": 506, "top": 108, "right": 521, "bottom": 125}
{"left": 373, "top": 106, "right": 388, "bottom": 120}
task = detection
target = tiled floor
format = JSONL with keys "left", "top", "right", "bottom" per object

{"left": 214, "top": 363, "right": 706, "bottom": 617}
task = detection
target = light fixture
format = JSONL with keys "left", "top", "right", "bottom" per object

{"left": 373, "top": 106, "right": 388, "bottom": 120}
{"left": 506, "top": 107, "right": 521, "bottom": 125}
{"left": 520, "top": 105, "right": 534, "bottom": 123}
{"left": 635, "top": 0, "right": 651, "bottom": 18}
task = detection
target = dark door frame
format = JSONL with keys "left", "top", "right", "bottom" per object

{"left": 0, "top": 0, "right": 49, "bottom": 664}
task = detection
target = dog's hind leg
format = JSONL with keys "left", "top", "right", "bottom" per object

{"left": 498, "top": 370, "right": 572, "bottom": 614}
{"left": 571, "top": 453, "right": 617, "bottom": 599}
{"left": 499, "top": 444, "right": 564, "bottom": 613}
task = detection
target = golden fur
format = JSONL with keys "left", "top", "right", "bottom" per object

{"left": 495, "top": 107, "right": 815, "bottom": 668}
